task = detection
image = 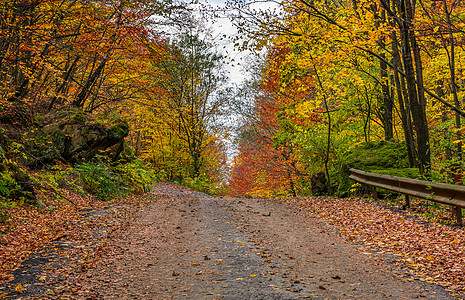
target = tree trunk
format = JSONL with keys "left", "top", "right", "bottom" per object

{"left": 376, "top": 4, "right": 393, "bottom": 140}
{"left": 48, "top": 56, "right": 80, "bottom": 111}
{"left": 390, "top": 29, "right": 416, "bottom": 167}
{"left": 398, "top": 0, "right": 431, "bottom": 175}
{"left": 287, "top": 166, "right": 297, "bottom": 197}
{"left": 443, "top": 0, "right": 462, "bottom": 183}
{"left": 313, "top": 64, "right": 332, "bottom": 195}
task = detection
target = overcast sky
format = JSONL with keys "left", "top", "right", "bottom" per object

{"left": 196, "top": 0, "right": 280, "bottom": 159}
{"left": 204, "top": 0, "right": 247, "bottom": 85}
{"left": 197, "top": 0, "right": 279, "bottom": 85}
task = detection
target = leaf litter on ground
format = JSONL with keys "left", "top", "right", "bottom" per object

{"left": 2, "top": 182, "right": 465, "bottom": 298}
{"left": 287, "top": 196, "right": 465, "bottom": 297}
{"left": 0, "top": 181, "right": 159, "bottom": 298}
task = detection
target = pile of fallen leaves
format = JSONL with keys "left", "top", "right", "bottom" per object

{"left": 0, "top": 189, "right": 101, "bottom": 282}
{"left": 0, "top": 183, "right": 160, "bottom": 298}
{"left": 289, "top": 196, "right": 465, "bottom": 297}
{"left": 0, "top": 181, "right": 186, "bottom": 287}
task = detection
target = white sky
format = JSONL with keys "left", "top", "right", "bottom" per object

{"left": 205, "top": 0, "right": 248, "bottom": 85}
{"left": 194, "top": 0, "right": 280, "bottom": 162}
{"left": 199, "top": 0, "right": 279, "bottom": 85}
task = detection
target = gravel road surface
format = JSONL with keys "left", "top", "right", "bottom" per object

{"left": 3, "top": 183, "right": 457, "bottom": 299}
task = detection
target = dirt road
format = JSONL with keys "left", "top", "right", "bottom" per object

{"left": 4, "top": 183, "right": 457, "bottom": 299}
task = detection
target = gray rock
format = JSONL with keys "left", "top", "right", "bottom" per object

{"left": 311, "top": 171, "right": 328, "bottom": 196}
{"left": 3, "top": 106, "right": 129, "bottom": 168}
{"left": 39, "top": 106, "right": 129, "bottom": 164}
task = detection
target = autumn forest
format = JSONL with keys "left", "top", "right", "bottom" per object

{"left": 2, "top": 0, "right": 465, "bottom": 296}
{"left": 228, "top": 0, "right": 465, "bottom": 198}
{"left": 0, "top": 0, "right": 464, "bottom": 202}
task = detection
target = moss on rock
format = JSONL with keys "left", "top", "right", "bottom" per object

{"left": 15, "top": 128, "right": 63, "bottom": 168}
{"left": 0, "top": 159, "right": 37, "bottom": 205}
{"left": 343, "top": 140, "right": 409, "bottom": 171}
{"left": 333, "top": 140, "right": 417, "bottom": 197}
{"left": 39, "top": 106, "right": 129, "bottom": 164}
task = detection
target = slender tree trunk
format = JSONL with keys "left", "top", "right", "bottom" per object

{"left": 410, "top": 38, "right": 431, "bottom": 174}
{"left": 135, "top": 130, "right": 141, "bottom": 157}
{"left": 376, "top": 4, "right": 393, "bottom": 140}
{"left": 48, "top": 56, "right": 80, "bottom": 111}
{"left": 443, "top": 0, "right": 462, "bottom": 183}
{"left": 398, "top": 0, "right": 431, "bottom": 175}
{"left": 73, "top": 58, "right": 107, "bottom": 107}
{"left": 381, "top": 57, "right": 393, "bottom": 141}
{"left": 361, "top": 87, "right": 372, "bottom": 143}
{"left": 287, "top": 167, "right": 297, "bottom": 197}
{"left": 73, "top": 3, "right": 123, "bottom": 108}
{"left": 439, "top": 93, "right": 454, "bottom": 182}
{"left": 390, "top": 29, "right": 415, "bottom": 167}
{"left": 313, "top": 64, "right": 332, "bottom": 195}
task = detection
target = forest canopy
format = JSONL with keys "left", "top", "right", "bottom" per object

{"left": 0, "top": 0, "right": 230, "bottom": 200}
{"left": 228, "top": 0, "right": 465, "bottom": 197}
{"left": 2, "top": 0, "right": 465, "bottom": 199}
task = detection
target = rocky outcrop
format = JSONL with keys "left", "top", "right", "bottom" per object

{"left": 0, "top": 106, "right": 130, "bottom": 205}
{"left": 39, "top": 106, "right": 129, "bottom": 164}
{"left": 2, "top": 106, "right": 129, "bottom": 168}
{"left": 13, "top": 127, "right": 64, "bottom": 168}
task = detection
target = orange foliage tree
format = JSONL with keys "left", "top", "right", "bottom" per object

{"left": 229, "top": 45, "right": 310, "bottom": 197}
{"left": 0, "top": 0, "right": 230, "bottom": 192}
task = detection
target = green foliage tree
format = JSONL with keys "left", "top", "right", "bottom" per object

{"left": 228, "top": 0, "right": 465, "bottom": 197}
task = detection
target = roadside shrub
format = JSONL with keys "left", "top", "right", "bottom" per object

{"left": 75, "top": 157, "right": 155, "bottom": 200}
{"left": 0, "top": 148, "right": 36, "bottom": 206}
{"left": 182, "top": 176, "right": 228, "bottom": 196}
{"left": 0, "top": 170, "right": 20, "bottom": 208}
{"left": 75, "top": 161, "right": 122, "bottom": 201}
{"left": 33, "top": 163, "right": 84, "bottom": 197}
{"left": 112, "top": 159, "right": 154, "bottom": 193}
{"left": 154, "top": 169, "right": 168, "bottom": 182}
{"left": 183, "top": 176, "right": 212, "bottom": 195}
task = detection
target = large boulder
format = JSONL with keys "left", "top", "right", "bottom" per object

{"left": 1, "top": 106, "right": 129, "bottom": 168}
{"left": 40, "top": 106, "right": 129, "bottom": 164}
{"left": 12, "top": 127, "right": 63, "bottom": 168}
{"left": 0, "top": 106, "right": 129, "bottom": 205}
{"left": 341, "top": 140, "right": 410, "bottom": 171}
{"left": 332, "top": 140, "right": 415, "bottom": 197}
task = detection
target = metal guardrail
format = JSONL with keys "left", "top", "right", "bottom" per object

{"left": 349, "top": 168, "right": 464, "bottom": 226}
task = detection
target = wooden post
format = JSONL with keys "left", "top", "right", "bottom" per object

{"left": 370, "top": 186, "right": 378, "bottom": 200}
{"left": 402, "top": 195, "right": 410, "bottom": 210}
{"left": 453, "top": 206, "right": 463, "bottom": 226}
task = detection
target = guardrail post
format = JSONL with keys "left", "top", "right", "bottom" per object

{"left": 403, "top": 195, "right": 410, "bottom": 210}
{"left": 453, "top": 206, "right": 463, "bottom": 226}
{"left": 369, "top": 186, "right": 378, "bottom": 200}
